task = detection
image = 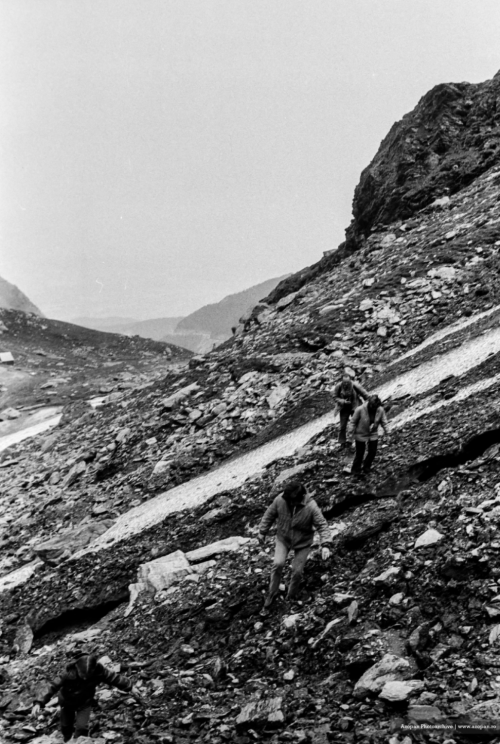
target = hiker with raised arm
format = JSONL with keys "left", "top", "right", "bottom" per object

{"left": 349, "top": 394, "right": 389, "bottom": 476}
{"left": 31, "top": 643, "right": 145, "bottom": 741}
{"left": 258, "top": 480, "right": 332, "bottom": 616}
{"left": 333, "top": 372, "right": 369, "bottom": 449}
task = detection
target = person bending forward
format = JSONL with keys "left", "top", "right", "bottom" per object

{"left": 258, "top": 480, "right": 331, "bottom": 614}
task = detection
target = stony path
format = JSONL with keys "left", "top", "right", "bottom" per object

{"left": 77, "top": 323, "right": 500, "bottom": 556}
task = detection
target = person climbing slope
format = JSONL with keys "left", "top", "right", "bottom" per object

{"left": 258, "top": 480, "right": 331, "bottom": 615}
{"left": 349, "top": 394, "right": 389, "bottom": 476}
{"left": 333, "top": 373, "right": 369, "bottom": 448}
{"left": 31, "top": 644, "right": 144, "bottom": 741}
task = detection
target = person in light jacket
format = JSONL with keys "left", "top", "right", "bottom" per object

{"left": 349, "top": 394, "right": 389, "bottom": 476}
{"left": 333, "top": 373, "right": 369, "bottom": 448}
{"left": 258, "top": 480, "right": 332, "bottom": 614}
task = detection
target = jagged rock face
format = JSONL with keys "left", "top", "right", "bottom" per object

{"left": 344, "top": 70, "right": 500, "bottom": 251}
{"left": 267, "top": 70, "right": 500, "bottom": 304}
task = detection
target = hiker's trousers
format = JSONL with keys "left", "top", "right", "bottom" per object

{"left": 268, "top": 538, "right": 311, "bottom": 601}
{"left": 61, "top": 704, "right": 91, "bottom": 741}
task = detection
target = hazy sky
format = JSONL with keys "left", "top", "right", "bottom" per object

{"left": 1, "top": 1, "right": 500, "bottom": 320}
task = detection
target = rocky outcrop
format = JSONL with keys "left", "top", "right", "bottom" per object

{"left": 267, "top": 70, "right": 500, "bottom": 305}
{"left": 344, "top": 71, "right": 500, "bottom": 251}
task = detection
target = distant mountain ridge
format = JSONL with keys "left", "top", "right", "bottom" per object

{"left": 72, "top": 316, "right": 183, "bottom": 340}
{"left": 176, "top": 275, "right": 288, "bottom": 338}
{"left": 74, "top": 275, "right": 288, "bottom": 353}
{"left": 0, "top": 276, "right": 43, "bottom": 316}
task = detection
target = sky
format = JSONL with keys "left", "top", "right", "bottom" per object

{"left": 1, "top": 1, "right": 500, "bottom": 321}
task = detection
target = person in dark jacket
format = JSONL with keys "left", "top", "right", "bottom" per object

{"left": 258, "top": 480, "right": 331, "bottom": 614}
{"left": 349, "top": 394, "right": 389, "bottom": 476}
{"left": 31, "top": 647, "right": 144, "bottom": 741}
{"left": 333, "top": 373, "right": 369, "bottom": 448}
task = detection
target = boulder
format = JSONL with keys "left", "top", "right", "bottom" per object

{"left": 373, "top": 566, "right": 401, "bottom": 587}
{"left": 267, "top": 385, "right": 290, "bottom": 409}
{"left": 152, "top": 460, "right": 170, "bottom": 476}
{"left": 375, "top": 306, "right": 400, "bottom": 324}
{"left": 236, "top": 697, "right": 284, "bottom": 730}
{"left": 467, "top": 699, "right": 500, "bottom": 719}
{"left": 126, "top": 550, "right": 192, "bottom": 616}
{"left": 414, "top": 528, "right": 444, "bottom": 548}
{"left": 379, "top": 679, "right": 424, "bottom": 702}
{"left": 354, "top": 653, "right": 413, "bottom": 698}
{"left": 381, "top": 233, "right": 396, "bottom": 246}
{"left": 136, "top": 550, "right": 192, "bottom": 592}
{"left": 115, "top": 427, "right": 131, "bottom": 443}
{"left": 389, "top": 593, "right": 404, "bottom": 605}
{"left": 186, "top": 536, "right": 256, "bottom": 563}
{"left": 428, "top": 265, "right": 456, "bottom": 281}
{"left": 408, "top": 704, "right": 444, "bottom": 722}
{"left": 431, "top": 196, "right": 450, "bottom": 208}
{"left": 283, "top": 614, "right": 302, "bottom": 630}
{"left": 161, "top": 383, "right": 200, "bottom": 410}
{"left": 276, "top": 292, "right": 299, "bottom": 310}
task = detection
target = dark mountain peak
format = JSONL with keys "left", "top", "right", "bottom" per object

{"left": 266, "top": 69, "right": 500, "bottom": 305}
{"left": 343, "top": 69, "right": 500, "bottom": 251}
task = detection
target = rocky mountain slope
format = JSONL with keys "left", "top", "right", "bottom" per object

{"left": 2, "top": 72, "right": 500, "bottom": 744}
{"left": 0, "top": 276, "right": 43, "bottom": 317}
{"left": 0, "top": 309, "right": 190, "bottom": 434}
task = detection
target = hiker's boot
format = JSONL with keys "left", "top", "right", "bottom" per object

{"left": 260, "top": 595, "right": 275, "bottom": 617}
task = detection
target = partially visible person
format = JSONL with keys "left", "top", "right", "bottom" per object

{"left": 349, "top": 394, "right": 389, "bottom": 476}
{"left": 333, "top": 373, "right": 369, "bottom": 448}
{"left": 31, "top": 644, "right": 144, "bottom": 741}
{"left": 258, "top": 480, "right": 332, "bottom": 615}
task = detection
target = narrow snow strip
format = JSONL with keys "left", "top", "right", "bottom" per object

{"left": 0, "top": 560, "right": 43, "bottom": 594}
{"left": 378, "top": 325, "right": 500, "bottom": 400}
{"left": 77, "top": 325, "right": 500, "bottom": 556}
{"left": 388, "top": 304, "right": 500, "bottom": 367}
{"left": 0, "top": 410, "right": 62, "bottom": 453}
{"left": 391, "top": 371, "right": 500, "bottom": 430}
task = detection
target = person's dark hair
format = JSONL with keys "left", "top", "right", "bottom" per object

{"left": 368, "top": 394, "right": 382, "bottom": 409}
{"left": 283, "top": 480, "right": 306, "bottom": 502}
{"left": 341, "top": 374, "right": 353, "bottom": 392}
